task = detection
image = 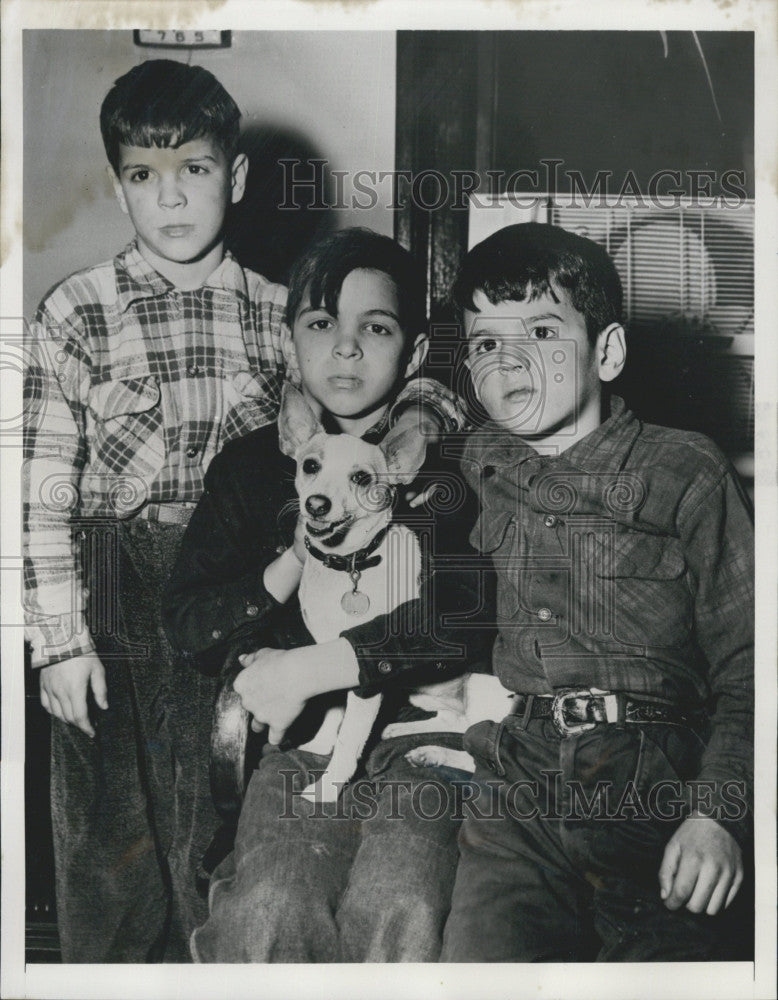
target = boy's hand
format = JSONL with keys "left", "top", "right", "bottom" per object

{"left": 235, "top": 639, "right": 359, "bottom": 743}
{"left": 392, "top": 405, "right": 442, "bottom": 508}
{"left": 404, "top": 483, "right": 440, "bottom": 509}
{"left": 659, "top": 814, "right": 743, "bottom": 915}
{"left": 235, "top": 647, "right": 309, "bottom": 744}
{"left": 39, "top": 654, "right": 108, "bottom": 738}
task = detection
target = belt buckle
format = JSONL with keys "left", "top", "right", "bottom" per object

{"left": 551, "top": 688, "right": 598, "bottom": 739}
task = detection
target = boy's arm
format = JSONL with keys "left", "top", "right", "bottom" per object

{"left": 162, "top": 443, "right": 303, "bottom": 669}
{"left": 338, "top": 452, "right": 494, "bottom": 694}
{"left": 236, "top": 558, "right": 494, "bottom": 742}
{"left": 24, "top": 312, "right": 96, "bottom": 667}
{"left": 24, "top": 312, "right": 109, "bottom": 735}
{"left": 389, "top": 377, "right": 469, "bottom": 437}
{"left": 337, "top": 558, "right": 494, "bottom": 695}
{"left": 659, "top": 464, "right": 754, "bottom": 913}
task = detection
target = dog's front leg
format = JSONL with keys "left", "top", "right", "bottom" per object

{"left": 300, "top": 691, "right": 383, "bottom": 803}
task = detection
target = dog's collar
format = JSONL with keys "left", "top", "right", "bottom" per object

{"left": 304, "top": 523, "right": 391, "bottom": 573}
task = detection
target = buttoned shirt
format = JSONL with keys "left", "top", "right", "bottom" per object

{"left": 24, "top": 241, "right": 466, "bottom": 669}
{"left": 460, "top": 397, "right": 754, "bottom": 820}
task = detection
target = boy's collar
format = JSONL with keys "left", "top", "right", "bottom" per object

{"left": 563, "top": 396, "right": 640, "bottom": 474}
{"left": 465, "top": 396, "right": 641, "bottom": 476}
{"left": 318, "top": 404, "right": 390, "bottom": 444}
{"left": 115, "top": 240, "right": 249, "bottom": 312}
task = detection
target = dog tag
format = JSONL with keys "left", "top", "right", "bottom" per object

{"left": 341, "top": 589, "right": 370, "bottom": 615}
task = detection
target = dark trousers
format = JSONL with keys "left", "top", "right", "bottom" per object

{"left": 442, "top": 716, "right": 734, "bottom": 962}
{"left": 50, "top": 519, "right": 219, "bottom": 962}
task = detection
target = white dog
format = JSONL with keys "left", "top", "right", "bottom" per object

{"left": 278, "top": 384, "right": 514, "bottom": 802}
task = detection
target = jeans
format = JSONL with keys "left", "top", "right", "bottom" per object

{"left": 192, "top": 733, "right": 466, "bottom": 963}
{"left": 50, "top": 519, "right": 219, "bottom": 962}
{"left": 441, "top": 716, "right": 736, "bottom": 962}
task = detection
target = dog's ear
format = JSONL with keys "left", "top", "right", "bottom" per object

{"left": 380, "top": 424, "right": 428, "bottom": 485}
{"left": 278, "top": 383, "right": 323, "bottom": 457}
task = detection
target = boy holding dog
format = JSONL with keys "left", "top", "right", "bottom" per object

{"left": 440, "top": 222, "right": 753, "bottom": 961}
{"left": 23, "top": 61, "right": 462, "bottom": 962}
{"left": 164, "top": 227, "right": 494, "bottom": 962}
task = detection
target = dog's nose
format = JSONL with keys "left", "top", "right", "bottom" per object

{"left": 305, "top": 494, "right": 332, "bottom": 519}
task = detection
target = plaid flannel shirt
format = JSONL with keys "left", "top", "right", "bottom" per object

{"left": 461, "top": 397, "right": 754, "bottom": 834}
{"left": 24, "top": 241, "right": 467, "bottom": 669}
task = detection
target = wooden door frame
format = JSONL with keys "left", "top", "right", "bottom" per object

{"left": 395, "top": 31, "right": 497, "bottom": 326}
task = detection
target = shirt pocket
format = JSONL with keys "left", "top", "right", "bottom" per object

{"left": 593, "top": 529, "right": 691, "bottom": 648}
{"left": 595, "top": 530, "right": 686, "bottom": 580}
{"left": 87, "top": 375, "right": 165, "bottom": 483}
{"left": 469, "top": 508, "right": 515, "bottom": 555}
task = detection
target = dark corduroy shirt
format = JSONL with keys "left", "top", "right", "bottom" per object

{"left": 461, "top": 396, "right": 754, "bottom": 838}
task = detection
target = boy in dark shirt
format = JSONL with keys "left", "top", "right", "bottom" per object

{"left": 164, "top": 228, "right": 493, "bottom": 961}
{"left": 440, "top": 222, "right": 753, "bottom": 962}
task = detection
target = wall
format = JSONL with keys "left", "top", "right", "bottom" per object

{"left": 23, "top": 30, "right": 396, "bottom": 317}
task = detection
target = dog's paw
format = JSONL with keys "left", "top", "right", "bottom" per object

{"left": 299, "top": 777, "right": 345, "bottom": 804}
{"left": 405, "top": 746, "right": 476, "bottom": 773}
{"left": 404, "top": 745, "right": 448, "bottom": 768}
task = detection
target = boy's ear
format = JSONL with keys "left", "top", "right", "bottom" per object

{"left": 403, "top": 334, "right": 429, "bottom": 380}
{"left": 597, "top": 323, "right": 627, "bottom": 383}
{"left": 278, "top": 383, "right": 324, "bottom": 458}
{"left": 107, "top": 166, "right": 128, "bottom": 215}
{"left": 380, "top": 423, "right": 429, "bottom": 485}
{"left": 230, "top": 153, "right": 249, "bottom": 205}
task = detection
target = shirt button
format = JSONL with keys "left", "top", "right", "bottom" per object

{"left": 187, "top": 364, "right": 201, "bottom": 377}
{"left": 543, "top": 514, "right": 557, "bottom": 528}
{"left": 537, "top": 607, "right": 553, "bottom": 622}
{"left": 378, "top": 660, "right": 392, "bottom": 675}
{"left": 186, "top": 446, "right": 198, "bottom": 458}
{"left": 246, "top": 605, "right": 259, "bottom": 617}
{"left": 211, "top": 629, "right": 222, "bottom": 640}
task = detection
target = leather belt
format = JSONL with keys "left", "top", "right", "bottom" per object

{"left": 136, "top": 502, "right": 197, "bottom": 526}
{"left": 508, "top": 688, "right": 701, "bottom": 739}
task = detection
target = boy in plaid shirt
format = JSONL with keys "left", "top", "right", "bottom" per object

{"left": 24, "top": 59, "right": 462, "bottom": 962}
{"left": 440, "top": 223, "right": 753, "bottom": 961}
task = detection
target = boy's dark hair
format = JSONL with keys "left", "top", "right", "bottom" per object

{"left": 452, "top": 222, "right": 623, "bottom": 344}
{"left": 100, "top": 60, "right": 241, "bottom": 173}
{"left": 286, "top": 228, "right": 426, "bottom": 348}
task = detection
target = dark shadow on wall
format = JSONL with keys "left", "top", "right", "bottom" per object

{"left": 225, "top": 125, "right": 338, "bottom": 287}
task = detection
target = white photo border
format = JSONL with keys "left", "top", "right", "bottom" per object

{"left": 2, "top": 2, "right": 775, "bottom": 998}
